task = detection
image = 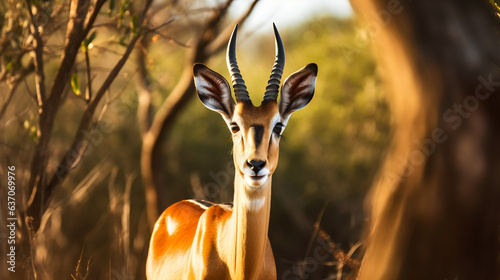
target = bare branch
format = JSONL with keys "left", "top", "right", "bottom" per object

{"left": 304, "top": 199, "right": 330, "bottom": 258}
{"left": 27, "top": 0, "right": 152, "bottom": 232}
{"left": 83, "top": 0, "right": 107, "bottom": 37}
{"left": 0, "top": 83, "right": 21, "bottom": 121}
{"left": 150, "top": 0, "right": 236, "bottom": 143}
{"left": 45, "top": 33, "right": 140, "bottom": 201}
{"left": 46, "top": 0, "right": 89, "bottom": 107}
{"left": 206, "top": 0, "right": 260, "bottom": 55}
{"left": 27, "top": 0, "right": 90, "bottom": 212}
{"left": 44, "top": 0, "right": 154, "bottom": 207}
{"left": 144, "top": 17, "right": 190, "bottom": 48}
{"left": 84, "top": 48, "right": 92, "bottom": 103}
{"left": 317, "top": 229, "right": 361, "bottom": 272}
{"left": 136, "top": 38, "right": 153, "bottom": 137}
{"left": 25, "top": 0, "right": 47, "bottom": 112}
{"left": 0, "top": 62, "right": 35, "bottom": 120}
{"left": 151, "top": 33, "right": 190, "bottom": 48}
{"left": 148, "top": 16, "right": 178, "bottom": 33}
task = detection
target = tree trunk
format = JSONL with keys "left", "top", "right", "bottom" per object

{"left": 350, "top": 1, "right": 500, "bottom": 279}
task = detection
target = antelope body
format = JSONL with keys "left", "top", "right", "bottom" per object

{"left": 146, "top": 24, "right": 317, "bottom": 280}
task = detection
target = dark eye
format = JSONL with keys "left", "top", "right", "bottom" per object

{"left": 230, "top": 123, "right": 240, "bottom": 134}
{"left": 273, "top": 123, "right": 284, "bottom": 135}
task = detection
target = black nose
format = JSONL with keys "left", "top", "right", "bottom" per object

{"left": 247, "top": 160, "right": 265, "bottom": 174}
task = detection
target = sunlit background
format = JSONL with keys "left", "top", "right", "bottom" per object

{"left": 0, "top": 0, "right": 392, "bottom": 279}
{"left": 234, "top": 0, "right": 352, "bottom": 30}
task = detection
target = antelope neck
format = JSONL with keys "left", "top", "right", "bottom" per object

{"left": 226, "top": 173, "right": 272, "bottom": 279}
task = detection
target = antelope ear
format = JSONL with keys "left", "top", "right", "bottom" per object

{"left": 194, "top": 63, "right": 235, "bottom": 119}
{"left": 279, "top": 63, "right": 317, "bottom": 118}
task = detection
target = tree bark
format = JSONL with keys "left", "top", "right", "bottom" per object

{"left": 350, "top": 1, "right": 500, "bottom": 279}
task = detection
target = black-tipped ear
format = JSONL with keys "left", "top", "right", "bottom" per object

{"left": 279, "top": 63, "right": 317, "bottom": 118}
{"left": 193, "top": 64, "right": 234, "bottom": 119}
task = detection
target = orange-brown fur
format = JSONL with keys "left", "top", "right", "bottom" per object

{"left": 147, "top": 198, "right": 277, "bottom": 280}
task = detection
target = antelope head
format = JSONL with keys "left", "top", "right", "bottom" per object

{"left": 193, "top": 24, "right": 317, "bottom": 189}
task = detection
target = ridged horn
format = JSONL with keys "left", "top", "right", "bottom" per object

{"left": 226, "top": 24, "right": 250, "bottom": 102}
{"left": 263, "top": 23, "right": 285, "bottom": 102}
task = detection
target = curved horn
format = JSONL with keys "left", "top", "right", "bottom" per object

{"left": 227, "top": 25, "right": 250, "bottom": 102}
{"left": 263, "top": 23, "right": 285, "bottom": 102}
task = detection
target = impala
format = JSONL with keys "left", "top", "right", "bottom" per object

{"left": 146, "top": 24, "right": 317, "bottom": 280}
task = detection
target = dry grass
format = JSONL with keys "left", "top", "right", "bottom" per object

{"left": 18, "top": 161, "right": 150, "bottom": 280}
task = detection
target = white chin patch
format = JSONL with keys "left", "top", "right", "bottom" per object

{"left": 242, "top": 166, "right": 270, "bottom": 188}
{"left": 244, "top": 175, "right": 269, "bottom": 187}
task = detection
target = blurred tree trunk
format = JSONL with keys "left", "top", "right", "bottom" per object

{"left": 350, "top": 0, "right": 500, "bottom": 279}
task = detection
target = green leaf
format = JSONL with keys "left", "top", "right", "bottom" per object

{"left": 29, "top": 126, "right": 37, "bottom": 140}
{"left": 81, "top": 32, "right": 96, "bottom": 52}
{"left": 491, "top": 0, "right": 500, "bottom": 12}
{"left": 71, "top": 73, "right": 81, "bottom": 96}
{"left": 5, "top": 61, "right": 13, "bottom": 72}
{"left": 86, "top": 32, "right": 96, "bottom": 46}
{"left": 130, "top": 14, "right": 138, "bottom": 35}
{"left": 118, "top": 0, "right": 131, "bottom": 27}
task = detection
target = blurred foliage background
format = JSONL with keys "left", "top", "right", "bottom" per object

{"left": 0, "top": 1, "right": 390, "bottom": 279}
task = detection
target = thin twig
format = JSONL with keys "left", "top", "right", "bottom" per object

{"left": 92, "top": 44, "right": 130, "bottom": 57}
{"left": 25, "top": 216, "right": 38, "bottom": 279}
{"left": 89, "top": 34, "right": 141, "bottom": 109}
{"left": 0, "top": 62, "right": 34, "bottom": 120}
{"left": 24, "top": 0, "right": 47, "bottom": 112}
{"left": 24, "top": 77, "right": 37, "bottom": 101}
{"left": 122, "top": 172, "right": 136, "bottom": 263}
{"left": 84, "top": 48, "right": 92, "bottom": 103}
{"left": 83, "top": 0, "right": 107, "bottom": 37}
{"left": 317, "top": 229, "right": 362, "bottom": 274}
{"left": 206, "top": 0, "right": 260, "bottom": 55}
{"left": 147, "top": 16, "right": 178, "bottom": 33}
{"left": 109, "top": 69, "right": 138, "bottom": 101}
{"left": 305, "top": 199, "right": 330, "bottom": 258}
{"left": 45, "top": 0, "right": 89, "bottom": 106}
{"left": 136, "top": 36, "right": 153, "bottom": 137}
{"left": 72, "top": 246, "right": 91, "bottom": 280}
{"left": 0, "top": 84, "right": 19, "bottom": 121}
{"left": 149, "top": 33, "right": 190, "bottom": 48}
